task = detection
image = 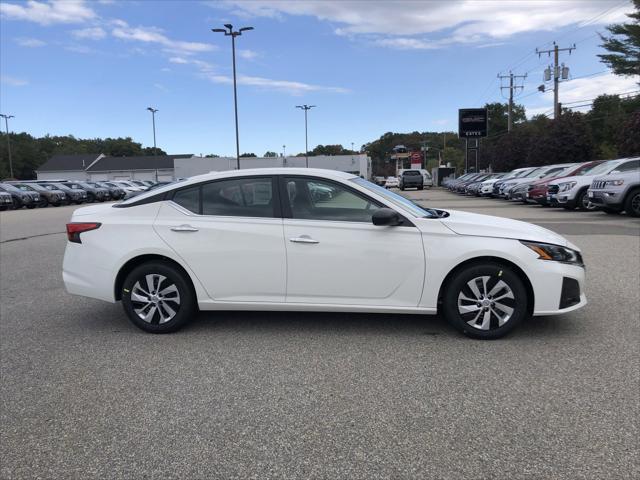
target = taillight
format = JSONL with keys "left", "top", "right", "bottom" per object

{"left": 66, "top": 222, "right": 101, "bottom": 243}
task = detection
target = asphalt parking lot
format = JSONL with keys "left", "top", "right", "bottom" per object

{"left": 1, "top": 191, "right": 639, "bottom": 479}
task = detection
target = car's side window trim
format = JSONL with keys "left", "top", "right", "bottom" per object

{"left": 276, "top": 174, "right": 415, "bottom": 227}
{"left": 168, "top": 175, "right": 280, "bottom": 219}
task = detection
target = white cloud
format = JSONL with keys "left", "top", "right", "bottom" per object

{"left": 1, "top": 75, "right": 28, "bottom": 86}
{"left": 112, "top": 21, "right": 215, "bottom": 55}
{"left": 239, "top": 49, "right": 259, "bottom": 60}
{"left": 204, "top": 73, "right": 349, "bottom": 95}
{"left": 0, "top": 0, "right": 96, "bottom": 25}
{"left": 154, "top": 83, "right": 169, "bottom": 93}
{"left": 15, "top": 37, "right": 46, "bottom": 47}
{"left": 72, "top": 27, "right": 106, "bottom": 40}
{"left": 525, "top": 71, "right": 639, "bottom": 117}
{"left": 65, "top": 45, "right": 93, "bottom": 54}
{"left": 218, "top": 0, "right": 633, "bottom": 48}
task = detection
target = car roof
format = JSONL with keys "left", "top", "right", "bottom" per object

{"left": 119, "top": 168, "right": 358, "bottom": 206}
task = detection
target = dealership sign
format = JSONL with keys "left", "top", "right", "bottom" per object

{"left": 459, "top": 108, "right": 488, "bottom": 138}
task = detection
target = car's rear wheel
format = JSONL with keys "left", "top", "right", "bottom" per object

{"left": 122, "top": 262, "right": 196, "bottom": 333}
{"left": 442, "top": 262, "right": 528, "bottom": 339}
{"left": 38, "top": 197, "right": 49, "bottom": 208}
{"left": 624, "top": 188, "right": 640, "bottom": 217}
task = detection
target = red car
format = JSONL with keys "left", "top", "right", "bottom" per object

{"left": 527, "top": 160, "right": 605, "bottom": 205}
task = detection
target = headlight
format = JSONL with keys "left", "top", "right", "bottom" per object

{"left": 558, "top": 181, "right": 577, "bottom": 192}
{"left": 605, "top": 179, "right": 624, "bottom": 186}
{"left": 521, "top": 241, "right": 584, "bottom": 266}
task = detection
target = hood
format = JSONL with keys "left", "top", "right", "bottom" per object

{"left": 547, "top": 174, "right": 592, "bottom": 187}
{"left": 439, "top": 209, "right": 568, "bottom": 246}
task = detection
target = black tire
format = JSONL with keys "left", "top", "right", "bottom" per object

{"left": 575, "top": 189, "right": 595, "bottom": 211}
{"left": 39, "top": 197, "right": 49, "bottom": 208}
{"left": 624, "top": 188, "right": 640, "bottom": 217}
{"left": 442, "top": 262, "right": 529, "bottom": 339}
{"left": 418, "top": 186, "right": 424, "bottom": 190}
{"left": 400, "top": 186, "right": 405, "bottom": 191}
{"left": 26, "top": 204, "right": 36, "bottom": 209}
{"left": 86, "top": 193, "right": 95, "bottom": 203}
{"left": 121, "top": 261, "right": 196, "bottom": 333}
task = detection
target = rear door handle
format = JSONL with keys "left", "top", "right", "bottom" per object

{"left": 170, "top": 224, "right": 199, "bottom": 232}
{"left": 289, "top": 235, "right": 319, "bottom": 244}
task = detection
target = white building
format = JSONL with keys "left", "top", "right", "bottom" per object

{"left": 175, "top": 154, "right": 371, "bottom": 179}
{"left": 36, "top": 153, "right": 371, "bottom": 182}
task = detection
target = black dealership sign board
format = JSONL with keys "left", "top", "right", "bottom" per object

{"left": 459, "top": 108, "right": 488, "bottom": 138}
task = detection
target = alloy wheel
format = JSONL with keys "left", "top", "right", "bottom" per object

{"left": 131, "top": 274, "right": 181, "bottom": 324}
{"left": 457, "top": 275, "right": 515, "bottom": 330}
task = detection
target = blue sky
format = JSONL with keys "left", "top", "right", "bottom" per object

{"left": 1, "top": 0, "right": 637, "bottom": 156}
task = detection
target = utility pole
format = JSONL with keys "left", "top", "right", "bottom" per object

{"left": 498, "top": 72, "right": 527, "bottom": 131}
{"left": 0, "top": 114, "right": 14, "bottom": 178}
{"left": 212, "top": 24, "right": 254, "bottom": 169}
{"left": 536, "top": 42, "right": 575, "bottom": 120}
{"left": 296, "top": 104, "right": 315, "bottom": 167}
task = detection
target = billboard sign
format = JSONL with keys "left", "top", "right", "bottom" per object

{"left": 459, "top": 108, "right": 488, "bottom": 138}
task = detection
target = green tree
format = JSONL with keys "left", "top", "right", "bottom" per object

{"left": 485, "top": 102, "right": 527, "bottom": 136}
{"left": 239, "top": 152, "right": 256, "bottom": 157}
{"left": 617, "top": 110, "right": 640, "bottom": 155}
{"left": 598, "top": 0, "right": 640, "bottom": 77}
{"left": 263, "top": 151, "right": 277, "bottom": 157}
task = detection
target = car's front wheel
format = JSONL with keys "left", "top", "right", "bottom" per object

{"left": 625, "top": 188, "right": 640, "bottom": 217}
{"left": 121, "top": 262, "right": 196, "bottom": 333}
{"left": 442, "top": 262, "right": 528, "bottom": 339}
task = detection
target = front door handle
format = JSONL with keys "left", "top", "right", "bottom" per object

{"left": 170, "top": 224, "right": 199, "bottom": 232}
{"left": 289, "top": 235, "right": 319, "bottom": 244}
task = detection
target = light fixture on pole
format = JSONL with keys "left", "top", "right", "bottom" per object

{"left": 295, "top": 104, "right": 315, "bottom": 167}
{"left": 146, "top": 107, "right": 159, "bottom": 181}
{"left": 213, "top": 24, "right": 254, "bottom": 170}
{"left": 0, "top": 114, "right": 15, "bottom": 178}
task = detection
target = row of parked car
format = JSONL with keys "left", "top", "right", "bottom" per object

{"left": 0, "top": 179, "right": 164, "bottom": 210}
{"left": 443, "top": 156, "right": 640, "bottom": 217}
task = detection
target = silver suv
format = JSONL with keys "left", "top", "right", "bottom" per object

{"left": 587, "top": 160, "right": 639, "bottom": 216}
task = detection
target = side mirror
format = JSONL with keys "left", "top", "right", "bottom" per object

{"left": 372, "top": 208, "right": 402, "bottom": 226}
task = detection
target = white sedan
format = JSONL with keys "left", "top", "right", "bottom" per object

{"left": 63, "top": 168, "right": 586, "bottom": 339}
{"left": 384, "top": 176, "right": 399, "bottom": 188}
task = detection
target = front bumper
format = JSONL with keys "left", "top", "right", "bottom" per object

{"left": 588, "top": 189, "right": 623, "bottom": 208}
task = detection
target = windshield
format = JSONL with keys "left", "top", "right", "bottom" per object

{"left": 352, "top": 177, "right": 437, "bottom": 218}
{"left": 25, "top": 183, "right": 47, "bottom": 191}
{"left": 0, "top": 183, "right": 21, "bottom": 193}
{"left": 573, "top": 162, "right": 602, "bottom": 176}
{"left": 539, "top": 167, "right": 568, "bottom": 179}
{"left": 586, "top": 160, "right": 621, "bottom": 176}
{"left": 51, "top": 183, "right": 71, "bottom": 191}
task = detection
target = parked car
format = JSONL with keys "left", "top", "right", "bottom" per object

{"left": 508, "top": 164, "right": 578, "bottom": 202}
{"left": 108, "top": 181, "right": 146, "bottom": 198}
{"left": 128, "top": 180, "right": 150, "bottom": 190}
{"left": 399, "top": 170, "right": 424, "bottom": 190}
{"left": 384, "top": 176, "right": 399, "bottom": 189}
{"left": 374, "top": 176, "right": 386, "bottom": 186}
{"left": 64, "top": 181, "right": 110, "bottom": 202}
{"left": 43, "top": 182, "right": 88, "bottom": 204}
{"left": 0, "top": 183, "right": 39, "bottom": 209}
{"left": 501, "top": 165, "right": 573, "bottom": 200}
{"left": 63, "top": 168, "right": 586, "bottom": 339}
{"left": 11, "top": 182, "right": 67, "bottom": 207}
{"left": 466, "top": 174, "right": 503, "bottom": 196}
{"left": 92, "top": 182, "right": 126, "bottom": 200}
{"left": 526, "top": 161, "right": 605, "bottom": 206}
{"left": 0, "top": 191, "right": 13, "bottom": 210}
{"left": 548, "top": 157, "right": 640, "bottom": 210}
{"left": 492, "top": 167, "right": 538, "bottom": 197}
{"left": 588, "top": 166, "right": 640, "bottom": 216}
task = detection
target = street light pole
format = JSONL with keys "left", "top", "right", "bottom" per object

{"left": 295, "top": 104, "right": 315, "bottom": 167}
{"left": 0, "top": 114, "right": 14, "bottom": 178}
{"left": 146, "top": 107, "right": 158, "bottom": 181}
{"left": 213, "top": 24, "right": 254, "bottom": 170}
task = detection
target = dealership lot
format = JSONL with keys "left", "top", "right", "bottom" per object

{"left": 1, "top": 190, "right": 638, "bottom": 479}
